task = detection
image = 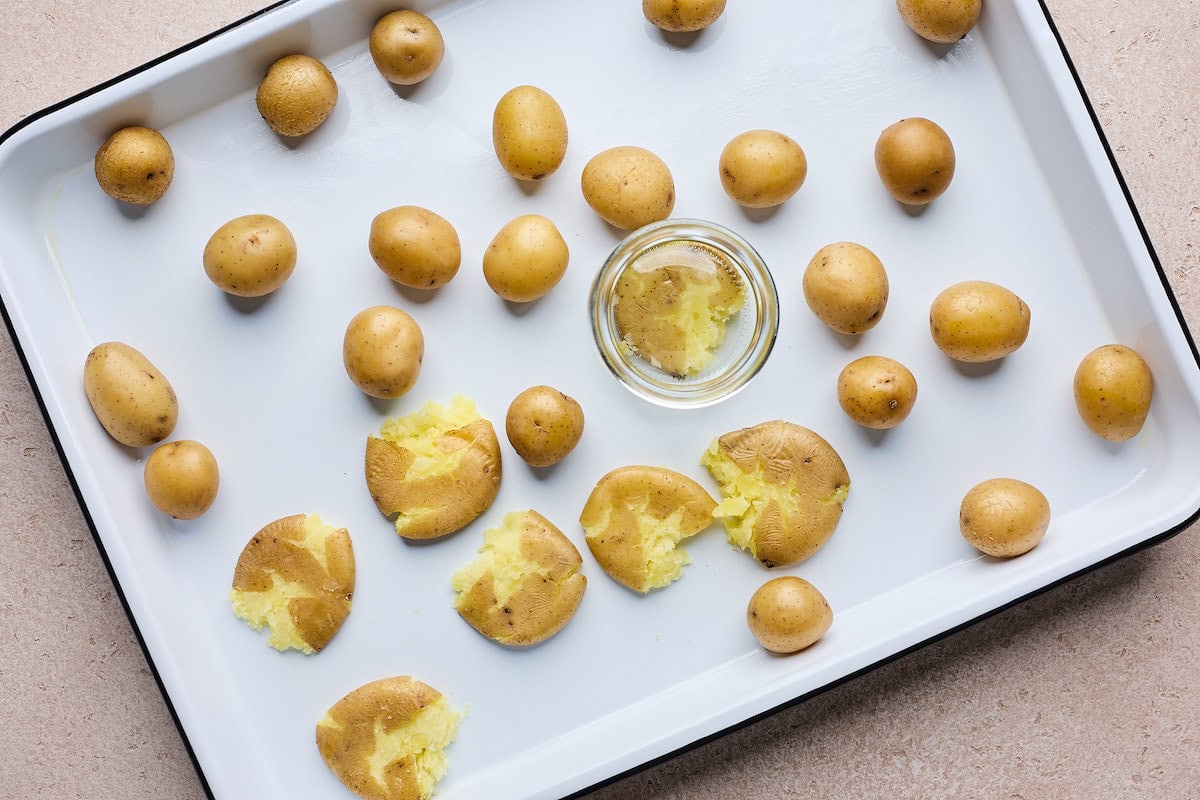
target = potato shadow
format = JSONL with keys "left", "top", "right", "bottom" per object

{"left": 223, "top": 292, "right": 275, "bottom": 314}
{"left": 950, "top": 357, "right": 1005, "bottom": 378}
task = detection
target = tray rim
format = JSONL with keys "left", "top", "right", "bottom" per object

{"left": 1, "top": 1, "right": 1198, "bottom": 798}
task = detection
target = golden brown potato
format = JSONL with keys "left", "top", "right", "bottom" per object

{"left": 316, "top": 676, "right": 460, "bottom": 800}
{"left": 492, "top": 86, "right": 569, "bottom": 181}
{"left": 369, "top": 206, "right": 461, "bottom": 290}
{"left": 93, "top": 126, "right": 174, "bottom": 205}
{"left": 580, "top": 466, "right": 717, "bottom": 593}
{"left": 747, "top": 576, "right": 833, "bottom": 654}
{"left": 897, "top": 0, "right": 982, "bottom": 43}
{"left": 874, "top": 117, "right": 955, "bottom": 205}
{"left": 203, "top": 214, "right": 297, "bottom": 297}
{"left": 365, "top": 395, "right": 502, "bottom": 540}
{"left": 837, "top": 356, "right": 918, "bottom": 429}
{"left": 255, "top": 54, "right": 338, "bottom": 137}
{"left": 505, "top": 385, "right": 584, "bottom": 467}
{"left": 143, "top": 440, "right": 219, "bottom": 519}
{"left": 369, "top": 10, "right": 445, "bottom": 85}
{"left": 83, "top": 342, "right": 178, "bottom": 448}
{"left": 959, "top": 478, "right": 1050, "bottom": 558}
{"left": 451, "top": 510, "right": 586, "bottom": 646}
{"left": 1073, "top": 344, "right": 1154, "bottom": 441}
{"left": 229, "top": 514, "right": 355, "bottom": 653}
{"left": 802, "top": 242, "right": 889, "bottom": 335}
{"left": 718, "top": 129, "right": 808, "bottom": 209}
{"left": 929, "top": 280, "right": 1030, "bottom": 362}
{"left": 581, "top": 146, "right": 675, "bottom": 230}
{"left": 342, "top": 306, "right": 424, "bottom": 399}
{"left": 482, "top": 215, "right": 569, "bottom": 302}
{"left": 643, "top": 0, "right": 727, "bottom": 31}
{"left": 702, "top": 420, "right": 851, "bottom": 568}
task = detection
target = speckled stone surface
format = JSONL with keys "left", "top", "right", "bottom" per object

{"left": 1, "top": 2, "right": 1197, "bottom": 798}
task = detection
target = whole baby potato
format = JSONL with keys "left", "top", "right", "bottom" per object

{"left": 746, "top": 576, "right": 833, "bottom": 654}
{"left": 369, "top": 205, "right": 461, "bottom": 289}
{"left": 803, "top": 242, "right": 889, "bottom": 335}
{"left": 897, "top": 0, "right": 982, "bottom": 43}
{"left": 83, "top": 342, "right": 178, "bottom": 448}
{"left": 643, "top": 0, "right": 727, "bottom": 32}
{"left": 94, "top": 126, "right": 174, "bottom": 205}
{"left": 837, "top": 355, "right": 918, "bottom": 429}
{"left": 929, "top": 280, "right": 1030, "bottom": 362}
{"left": 505, "top": 386, "right": 584, "bottom": 468}
{"left": 143, "top": 440, "right": 219, "bottom": 519}
{"left": 875, "top": 117, "right": 955, "bottom": 205}
{"left": 581, "top": 146, "right": 675, "bottom": 230}
{"left": 203, "top": 214, "right": 297, "bottom": 297}
{"left": 1073, "top": 344, "right": 1153, "bottom": 442}
{"left": 343, "top": 306, "right": 425, "bottom": 399}
{"left": 369, "top": 10, "right": 444, "bottom": 85}
{"left": 483, "top": 215, "right": 569, "bottom": 302}
{"left": 719, "top": 129, "right": 808, "bottom": 209}
{"left": 959, "top": 478, "right": 1050, "bottom": 558}
{"left": 493, "top": 85, "right": 568, "bottom": 181}
{"left": 255, "top": 54, "right": 338, "bottom": 137}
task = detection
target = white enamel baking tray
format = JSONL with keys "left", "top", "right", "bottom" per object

{"left": 2, "top": 1, "right": 1199, "bottom": 798}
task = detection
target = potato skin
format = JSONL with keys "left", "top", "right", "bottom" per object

{"left": 492, "top": 86, "right": 569, "bottom": 181}
{"left": 83, "top": 342, "right": 178, "bottom": 448}
{"left": 959, "top": 478, "right": 1050, "bottom": 558}
{"left": 143, "top": 440, "right": 219, "bottom": 519}
{"left": 203, "top": 214, "right": 297, "bottom": 297}
{"left": 747, "top": 576, "right": 833, "bottom": 654}
{"left": 897, "top": 0, "right": 982, "bottom": 43}
{"left": 369, "top": 10, "right": 444, "bottom": 85}
{"left": 1073, "top": 344, "right": 1153, "bottom": 442}
{"left": 581, "top": 146, "right": 675, "bottom": 230}
{"left": 719, "top": 129, "right": 807, "bottom": 209}
{"left": 94, "top": 126, "right": 174, "bottom": 205}
{"left": 643, "top": 0, "right": 727, "bottom": 32}
{"left": 803, "top": 242, "right": 889, "bottom": 334}
{"left": 875, "top": 117, "right": 955, "bottom": 205}
{"left": 505, "top": 386, "right": 584, "bottom": 467}
{"left": 929, "top": 280, "right": 1030, "bottom": 362}
{"left": 483, "top": 215, "right": 569, "bottom": 302}
{"left": 369, "top": 205, "right": 461, "bottom": 289}
{"left": 342, "top": 306, "right": 424, "bottom": 399}
{"left": 255, "top": 54, "right": 338, "bottom": 137}
{"left": 837, "top": 356, "right": 917, "bottom": 429}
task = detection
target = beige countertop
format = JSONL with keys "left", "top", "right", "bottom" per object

{"left": 2, "top": 2, "right": 1197, "bottom": 798}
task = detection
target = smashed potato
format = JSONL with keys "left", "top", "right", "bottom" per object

{"left": 365, "top": 395, "right": 502, "bottom": 540}
{"left": 230, "top": 514, "right": 355, "bottom": 654}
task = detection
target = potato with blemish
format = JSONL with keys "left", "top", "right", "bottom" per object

{"left": 747, "top": 576, "right": 833, "bottom": 654}
{"left": 203, "top": 214, "right": 297, "bottom": 297}
{"left": 897, "top": 0, "right": 982, "bottom": 43}
{"left": 875, "top": 117, "right": 955, "bottom": 205}
{"left": 803, "top": 242, "right": 889, "bottom": 335}
{"left": 451, "top": 510, "right": 586, "bottom": 646}
{"left": 143, "top": 440, "right": 219, "bottom": 519}
{"left": 83, "top": 342, "right": 178, "bottom": 447}
{"left": 229, "top": 514, "right": 355, "bottom": 653}
{"left": 959, "top": 478, "right": 1050, "bottom": 558}
{"left": 643, "top": 0, "right": 727, "bottom": 31}
{"left": 255, "top": 54, "right": 338, "bottom": 137}
{"left": 1073, "top": 344, "right": 1153, "bottom": 441}
{"left": 492, "top": 86, "right": 568, "bottom": 181}
{"left": 929, "top": 280, "right": 1030, "bottom": 362}
{"left": 342, "top": 306, "right": 424, "bottom": 399}
{"left": 93, "top": 126, "right": 174, "bottom": 205}
{"left": 505, "top": 385, "right": 584, "bottom": 467}
{"left": 482, "top": 215, "right": 569, "bottom": 302}
{"left": 369, "top": 205, "right": 462, "bottom": 290}
{"left": 837, "top": 356, "right": 918, "bottom": 429}
{"left": 719, "top": 129, "right": 807, "bottom": 209}
{"left": 369, "top": 10, "right": 445, "bottom": 85}
{"left": 581, "top": 146, "right": 675, "bottom": 230}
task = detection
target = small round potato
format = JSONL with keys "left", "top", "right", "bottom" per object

{"left": 483, "top": 215, "right": 569, "bottom": 302}
{"left": 94, "top": 126, "right": 174, "bottom": 205}
{"left": 875, "top": 117, "right": 955, "bottom": 205}
{"left": 143, "top": 440, "right": 219, "bottom": 519}
{"left": 203, "top": 214, "right": 297, "bottom": 297}
{"left": 83, "top": 342, "right": 178, "bottom": 448}
{"left": 1073, "top": 344, "right": 1153, "bottom": 442}
{"left": 505, "top": 385, "right": 584, "bottom": 467}
{"left": 342, "top": 306, "right": 424, "bottom": 399}
{"left": 719, "top": 129, "right": 808, "bottom": 209}
{"left": 369, "top": 10, "right": 445, "bottom": 85}
{"left": 747, "top": 576, "right": 833, "bottom": 654}
{"left": 369, "top": 205, "right": 462, "bottom": 289}
{"left": 930, "top": 280, "right": 1030, "bottom": 362}
{"left": 643, "top": 0, "right": 727, "bottom": 32}
{"left": 959, "top": 478, "right": 1050, "bottom": 558}
{"left": 492, "top": 85, "right": 569, "bottom": 181}
{"left": 803, "top": 242, "right": 889, "bottom": 335}
{"left": 897, "top": 0, "right": 982, "bottom": 43}
{"left": 255, "top": 54, "right": 338, "bottom": 137}
{"left": 837, "top": 356, "right": 918, "bottom": 429}
{"left": 581, "top": 146, "right": 675, "bottom": 231}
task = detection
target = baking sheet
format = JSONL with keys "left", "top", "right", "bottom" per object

{"left": 2, "top": 1, "right": 1199, "bottom": 798}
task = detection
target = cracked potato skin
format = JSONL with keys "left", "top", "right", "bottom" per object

{"left": 369, "top": 10, "right": 445, "bottom": 85}
{"left": 959, "top": 478, "right": 1050, "bottom": 558}
{"left": 581, "top": 146, "right": 675, "bottom": 231}
{"left": 255, "top": 54, "right": 338, "bottom": 137}
{"left": 93, "top": 126, "right": 174, "bottom": 205}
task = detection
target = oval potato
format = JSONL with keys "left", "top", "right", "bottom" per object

{"left": 643, "top": 0, "right": 727, "bottom": 31}
{"left": 342, "top": 306, "right": 425, "bottom": 399}
{"left": 875, "top": 117, "right": 955, "bottom": 205}
{"left": 93, "top": 126, "right": 174, "bottom": 205}
{"left": 1073, "top": 344, "right": 1153, "bottom": 441}
{"left": 505, "top": 385, "right": 584, "bottom": 467}
{"left": 897, "top": 0, "right": 982, "bottom": 43}
{"left": 203, "top": 214, "right": 297, "bottom": 297}
{"left": 929, "top": 280, "right": 1030, "bottom": 362}
{"left": 803, "top": 242, "right": 889, "bottom": 335}
{"left": 369, "top": 10, "right": 445, "bottom": 85}
{"left": 143, "top": 440, "right": 219, "bottom": 519}
{"left": 581, "top": 146, "right": 675, "bottom": 230}
{"left": 255, "top": 54, "right": 338, "bottom": 137}
{"left": 83, "top": 342, "right": 178, "bottom": 447}
{"left": 746, "top": 576, "right": 833, "bottom": 654}
{"left": 482, "top": 215, "right": 569, "bottom": 302}
{"left": 369, "top": 205, "right": 462, "bottom": 289}
{"left": 959, "top": 478, "right": 1050, "bottom": 558}
{"left": 492, "top": 85, "right": 568, "bottom": 181}
{"left": 719, "top": 129, "right": 808, "bottom": 209}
